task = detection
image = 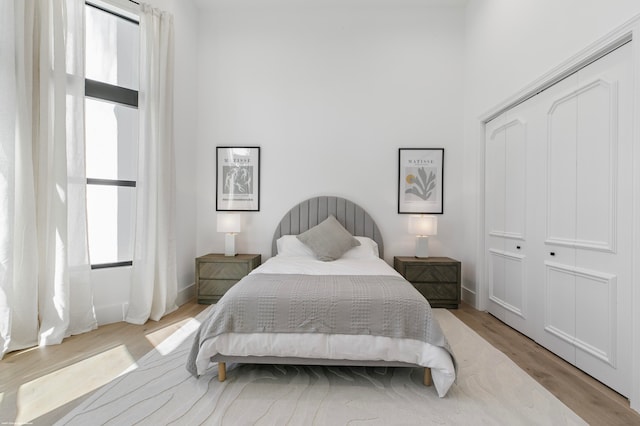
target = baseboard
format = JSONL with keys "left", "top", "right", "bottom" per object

{"left": 176, "top": 282, "right": 195, "bottom": 306}
{"left": 461, "top": 286, "right": 477, "bottom": 309}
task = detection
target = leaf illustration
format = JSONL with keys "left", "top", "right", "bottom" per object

{"left": 425, "top": 171, "right": 435, "bottom": 187}
{"left": 426, "top": 180, "right": 435, "bottom": 193}
{"left": 425, "top": 181, "right": 435, "bottom": 200}
{"left": 418, "top": 167, "right": 427, "bottom": 183}
{"left": 418, "top": 168, "right": 428, "bottom": 191}
{"left": 405, "top": 166, "right": 438, "bottom": 201}
{"left": 405, "top": 187, "right": 428, "bottom": 200}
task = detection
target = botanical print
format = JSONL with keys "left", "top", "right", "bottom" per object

{"left": 398, "top": 148, "right": 443, "bottom": 214}
{"left": 405, "top": 167, "right": 437, "bottom": 201}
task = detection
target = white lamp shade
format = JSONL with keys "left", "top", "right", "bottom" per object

{"left": 217, "top": 213, "right": 241, "bottom": 233}
{"left": 408, "top": 215, "right": 437, "bottom": 236}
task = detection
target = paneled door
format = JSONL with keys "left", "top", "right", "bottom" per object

{"left": 485, "top": 107, "right": 528, "bottom": 336}
{"left": 541, "top": 43, "right": 633, "bottom": 397}
{"left": 485, "top": 42, "right": 633, "bottom": 397}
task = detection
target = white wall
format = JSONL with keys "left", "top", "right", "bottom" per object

{"left": 93, "top": 0, "right": 199, "bottom": 324}
{"left": 461, "top": 0, "right": 640, "bottom": 306}
{"left": 159, "top": 0, "right": 199, "bottom": 306}
{"left": 195, "top": 0, "right": 466, "bottom": 267}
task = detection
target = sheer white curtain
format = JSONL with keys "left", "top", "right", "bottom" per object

{"left": 0, "top": 0, "right": 24, "bottom": 357}
{"left": 126, "top": 4, "right": 177, "bottom": 324}
{"left": 0, "top": 0, "right": 96, "bottom": 358}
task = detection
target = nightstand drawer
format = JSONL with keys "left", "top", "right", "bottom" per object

{"left": 199, "top": 279, "right": 238, "bottom": 296}
{"left": 199, "top": 262, "right": 250, "bottom": 280}
{"left": 404, "top": 265, "right": 458, "bottom": 283}
{"left": 412, "top": 282, "right": 459, "bottom": 302}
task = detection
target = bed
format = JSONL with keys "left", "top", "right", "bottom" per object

{"left": 186, "top": 196, "right": 456, "bottom": 397}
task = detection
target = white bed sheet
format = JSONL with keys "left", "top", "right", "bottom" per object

{"left": 195, "top": 255, "right": 456, "bottom": 397}
{"left": 251, "top": 255, "right": 404, "bottom": 277}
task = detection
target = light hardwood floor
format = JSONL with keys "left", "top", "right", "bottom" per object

{"left": 1, "top": 301, "right": 639, "bottom": 425}
{"left": 0, "top": 302, "right": 208, "bottom": 426}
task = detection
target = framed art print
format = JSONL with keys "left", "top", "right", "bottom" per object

{"left": 398, "top": 148, "right": 444, "bottom": 214}
{"left": 216, "top": 146, "right": 260, "bottom": 211}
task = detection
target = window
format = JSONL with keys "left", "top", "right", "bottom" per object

{"left": 84, "top": 2, "right": 139, "bottom": 269}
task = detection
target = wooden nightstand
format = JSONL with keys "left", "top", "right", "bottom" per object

{"left": 393, "top": 256, "right": 461, "bottom": 309}
{"left": 195, "top": 253, "right": 261, "bottom": 304}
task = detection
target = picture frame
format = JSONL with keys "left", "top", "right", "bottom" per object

{"left": 398, "top": 148, "right": 444, "bottom": 214}
{"left": 216, "top": 146, "right": 260, "bottom": 211}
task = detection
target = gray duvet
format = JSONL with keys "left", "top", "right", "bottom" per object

{"left": 186, "top": 273, "right": 453, "bottom": 376}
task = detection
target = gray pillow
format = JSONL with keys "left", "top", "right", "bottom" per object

{"left": 296, "top": 215, "right": 361, "bottom": 261}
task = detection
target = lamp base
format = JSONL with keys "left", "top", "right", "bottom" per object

{"left": 224, "top": 233, "right": 237, "bottom": 257}
{"left": 415, "top": 236, "right": 430, "bottom": 258}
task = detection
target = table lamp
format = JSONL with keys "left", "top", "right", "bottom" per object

{"left": 408, "top": 215, "right": 437, "bottom": 258}
{"left": 217, "top": 213, "right": 241, "bottom": 256}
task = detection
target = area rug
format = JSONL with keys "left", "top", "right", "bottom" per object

{"left": 55, "top": 308, "right": 586, "bottom": 425}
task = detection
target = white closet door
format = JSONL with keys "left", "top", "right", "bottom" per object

{"left": 485, "top": 41, "right": 633, "bottom": 397}
{"left": 543, "top": 43, "right": 632, "bottom": 396}
{"left": 486, "top": 114, "right": 507, "bottom": 322}
{"left": 540, "top": 72, "right": 580, "bottom": 364}
{"left": 573, "top": 44, "right": 632, "bottom": 397}
{"left": 485, "top": 108, "right": 528, "bottom": 335}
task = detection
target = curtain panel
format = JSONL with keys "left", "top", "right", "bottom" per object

{"left": 126, "top": 4, "right": 178, "bottom": 324}
{"left": 0, "top": 0, "right": 96, "bottom": 359}
{"left": 0, "top": 0, "right": 178, "bottom": 357}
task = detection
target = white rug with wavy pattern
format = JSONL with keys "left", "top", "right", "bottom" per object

{"left": 55, "top": 307, "right": 585, "bottom": 425}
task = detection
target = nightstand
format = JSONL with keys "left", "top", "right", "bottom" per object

{"left": 393, "top": 256, "right": 461, "bottom": 309}
{"left": 195, "top": 253, "right": 261, "bottom": 304}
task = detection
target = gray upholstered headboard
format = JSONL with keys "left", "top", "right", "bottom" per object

{"left": 271, "top": 196, "right": 384, "bottom": 258}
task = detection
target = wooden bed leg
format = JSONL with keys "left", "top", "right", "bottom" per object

{"left": 218, "top": 362, "right": 226, "bottom": 382}
{"left": 423, "top": 367, "right": 432, "bottom": 387}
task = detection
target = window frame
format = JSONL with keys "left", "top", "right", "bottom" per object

{"left": 84, "top": 1, "right": 140, "bottom": 270}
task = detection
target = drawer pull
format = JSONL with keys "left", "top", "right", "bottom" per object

{"left": 550, "top": 252, "right": 555, "bottom": 256}
{"left": 516, "top": 246, "right": 521, "bottom": 250}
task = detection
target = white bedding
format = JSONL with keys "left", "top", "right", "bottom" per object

{"left": 251, "top": 255, "right": 404, "bottom": 277}
{"left": 195, "top": 255, "right": 456, "bottom": 397}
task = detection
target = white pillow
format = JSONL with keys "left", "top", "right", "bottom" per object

{"left": 276, "top": 235, "right": 316, "bottom": 257}
{"left": 277, "top": 234, "right": 379, "bottom": 259}
{"left": 341, "top": 236, "right": 380, "bottom": 259}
